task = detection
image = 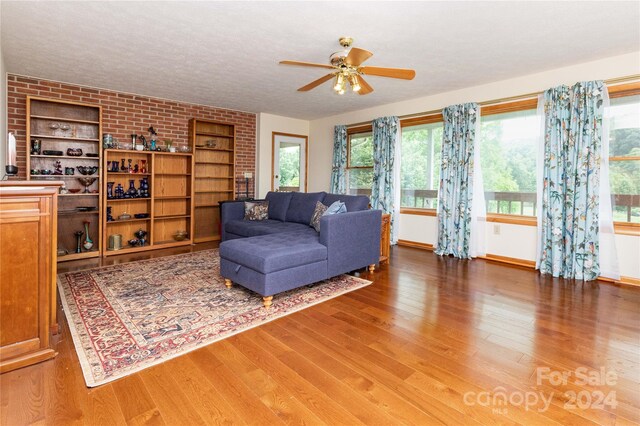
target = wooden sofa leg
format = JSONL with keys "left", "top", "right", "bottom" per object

{"left": 224, "top": 279, "right": 232, "bottom": 288}
{"left": 262, "top": 296, "right": 273, "bottom": 308}
{"left": 368, "top": 264, "right": 375, "bottom": 273}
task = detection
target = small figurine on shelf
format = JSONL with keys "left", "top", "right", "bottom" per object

{"left": 134, "top": 229, "right": 148, "bottom": 246}
{"left": 106, "top": 206, "right": 114, "bottom": 222}
{"left": 139, "top": 135, "right": 147, "bottom": 151}
{"left": 148, "top": 127, "right": 158, "bottom": 151}
{"left": 53, "top": 161, "right": 63, "bottom": 175}
{"left": 165, "top": 139, "right": 175, "bottom": 153}
{"left": 31, "top": 139, "right": 41, "bottom": 155}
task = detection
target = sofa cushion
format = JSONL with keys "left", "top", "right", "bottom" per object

{"left": 225, "top": 219, "right": 312, "bottom": 238}
{"left": 325, "top": 200, "right": 347, "bottom": 215}
{"left": 265, "top": 191, "right": 293, "bottom": 221}
{"left": 244, "top": 200, "right": 269, "bottom": 221}
{"left": 309, "top": 201, "right": 328, "bottom": 232}
{"left": 285, "top": 192, "right": 326, "bottom": 224}
{"left": 220, "top": 233, "right": 327, "bottom": 274}
{"left": 322, "top": 194, "right": 369, "bottom": 212}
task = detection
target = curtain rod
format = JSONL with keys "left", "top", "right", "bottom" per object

{"left": 346, "top": 74, "right": 640, "bottom": 128}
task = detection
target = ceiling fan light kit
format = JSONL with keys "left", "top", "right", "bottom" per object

{"left": 280, "top": 37, "right": 416, "bottom": 96}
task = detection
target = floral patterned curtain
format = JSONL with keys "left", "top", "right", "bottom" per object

{"left": 435, "top": 103, "right": 480, "bottom": 259}
{"left": 371, "top": 116, "right": 400, "bottom": 242}
{"left": 330, "top": 125, "right": 347, "bottom": 194}
{"left": 537, "top": 81, "right": 605, "bottom": 281}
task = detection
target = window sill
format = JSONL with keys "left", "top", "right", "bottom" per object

{"left": 400, "top": 208, "right": 437, "bottom": 216}
{"left": 614, "top": 222, "right": 640, "bottom": 236}
{"left": 485, "top": 214, "right": 537, "bottom": 226}
{"left": 396, "top": 212, "right": 640, "bottom": 235}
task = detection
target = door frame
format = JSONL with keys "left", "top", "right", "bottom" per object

{"left": 271, "top": 132, "right": 309, "bottom": 192}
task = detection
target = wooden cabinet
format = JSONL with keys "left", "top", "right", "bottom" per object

{"left": 26, "top": 96, "right": 102, "bottom": 262}
{"left": 380, "top": 213, "right": 391, "bottom": 264}
{"left": 0, "top": 181, "right": 61, "bottom": 373}
{"left": 102, "top": 150, "right": 194, "bottom": 255}
{"left": 189, "top": 119, "right": 236, "bottom": 242}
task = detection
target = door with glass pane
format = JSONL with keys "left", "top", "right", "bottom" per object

{"left": 272, "top": 133, "right": 308, "bottom": 192}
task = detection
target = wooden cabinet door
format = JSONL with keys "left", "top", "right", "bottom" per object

{"left": 0, "top": 196, "right": 55, "bottom": 373}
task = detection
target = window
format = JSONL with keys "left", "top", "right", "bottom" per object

{"left": 479, "top": 106, "right": 539, "bottom": 216}
{"left": 609, "top": 93, "right": 640, "bottom": 224}
{"left": 347, "top": 128, "right": 373, "bottom": 195}
{"left": 400, "top": 120, "right": 443, "bottom": 209}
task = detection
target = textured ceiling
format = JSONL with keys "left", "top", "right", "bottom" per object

{"left": 1, "top": 1, "right": 639, "bottom": 120}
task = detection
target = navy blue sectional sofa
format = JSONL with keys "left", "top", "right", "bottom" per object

{"left": 219, "top": 191, "right": 382, "bottom": 307}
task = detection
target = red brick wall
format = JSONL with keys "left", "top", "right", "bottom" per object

{"left": 6, "top": 74, "right": 257, "bottom": 183}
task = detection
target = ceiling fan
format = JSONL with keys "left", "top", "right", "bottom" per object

{"left": 279, "top": 37, "right": 416, "bottom": 95}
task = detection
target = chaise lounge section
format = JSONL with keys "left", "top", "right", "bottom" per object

{"left": 219, "top": 191, "right": 382, "bottom": 307}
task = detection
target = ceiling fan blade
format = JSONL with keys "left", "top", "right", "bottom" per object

{"left": 357, "top": 76, "right": 374, "bottom": 95}
{"left": 344, "top": 47, "right": 373, "bottom": 67}
{"left": 360, "top": 66, "right": 416, "bottom": 80}
{"left": 298, "top": 73, "right": 336, "bottom": 91}
{"left": 280, "top": 60, "right": 336, "bottom": 70}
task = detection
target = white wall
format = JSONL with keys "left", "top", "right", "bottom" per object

{"left": 308, "top": 51, "right": 640, "bottom": 280}
{"left": 256, "top": 113, "right": 309, "bottom": 198}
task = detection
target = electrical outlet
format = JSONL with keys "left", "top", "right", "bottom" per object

{"left": 493, "top": 224, "right": 501, "bottom": 235}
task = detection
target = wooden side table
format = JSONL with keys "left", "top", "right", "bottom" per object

{"left": 380, "top": 214, "right": 391, "bottom": 264}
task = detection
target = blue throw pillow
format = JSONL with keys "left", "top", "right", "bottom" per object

{"left": 323, "top": 201, "right": 347, "bottom": 216}
{"left": 323, "top": 193, "right": 370, "bottom": 211}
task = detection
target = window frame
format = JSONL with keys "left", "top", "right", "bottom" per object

{"left": 608, "top": 81, "right": 640, "bottom": 235}
{"left": 346, "top": 125, "right": 374, "bottom": 196}
{"left": 399, "top": 113, "right": 443, "bottom": 215}
{"left": 481, "top": 98, "right": 539, "bottom": 226}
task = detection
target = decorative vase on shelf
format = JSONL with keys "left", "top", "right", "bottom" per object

{"left": 138, "top": 177, "right": 149, "bottom": 198}
{"left": 127, "top": 180, "right": 137, "bottom": 198}
{"left": 106, "top": 206, "right": 114, "bottom": 222}
{"left": 107, "top": 182, "right": 114, "bottom": 199}
{"left": 115, "top": 183, "right": 125, "bottom": 199}
{"left": 74, "top": 230, "right": 84, "bottom": 254}
{"left": 83, "top": 221, "right": 93, "bottom": 251}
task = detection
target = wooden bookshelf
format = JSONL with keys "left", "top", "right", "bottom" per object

{"left": 26, "top": 96, "right": 103, "bottom": 262}
{"left": 189, "top": 119, "right": 236, "bottom": 242}
{"left": 101, "top": 150, "right": 194, "bottom": 256}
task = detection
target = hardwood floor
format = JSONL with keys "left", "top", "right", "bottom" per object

{"left": 2, "top": 245, "right": 639, "bottom": 425}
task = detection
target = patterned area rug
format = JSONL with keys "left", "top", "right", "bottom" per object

{"left": 57, "top": 249, "right": 372, "bottom": 387}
